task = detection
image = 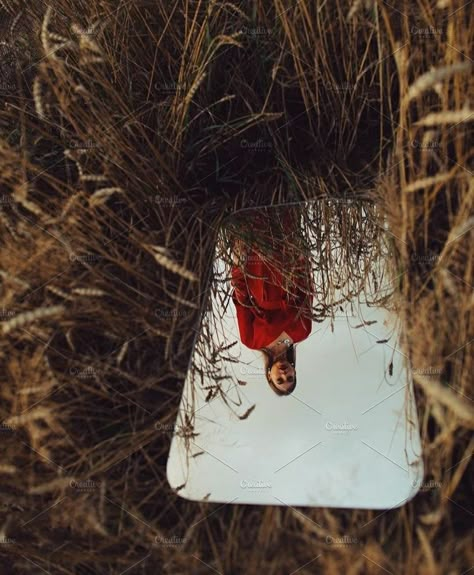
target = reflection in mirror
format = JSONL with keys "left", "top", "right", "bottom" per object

{"left": 167, "top": 200, "right": 423, "bottom": 509}
{"left": 229, "top": 208, "right": 314, "bottom": 395}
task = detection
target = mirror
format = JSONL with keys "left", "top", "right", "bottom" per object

{"left": 166, "top": 200, "right": 423, "bottom": 509}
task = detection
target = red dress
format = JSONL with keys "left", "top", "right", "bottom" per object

{"left": 230, "top": 212, "right": 313, "bottom": 350}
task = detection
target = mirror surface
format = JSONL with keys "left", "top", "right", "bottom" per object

{"left": 166, "top": 202, "right": 424, "bottom": 509}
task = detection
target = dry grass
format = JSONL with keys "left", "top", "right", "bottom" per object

{"left": 0, "top": 0, "right": 472, "bottom": 573}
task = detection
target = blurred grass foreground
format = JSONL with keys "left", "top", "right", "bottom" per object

{"left": 0, "top": 1, "right": 472, "bottom": 574}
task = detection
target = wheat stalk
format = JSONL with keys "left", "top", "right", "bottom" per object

{"left": 1, "top": 305, "right": 65, "bottom": 335}
{"left": 403, "top": 172, "right": 465, "bottom": 193}
{"left": 29, "top": 477, "right": 74, "bottom": 495}
{"left": 71, "top": 24, "right": 102, "bottom": 55}
{"left": 347, "top": 0, "right": 364, "bottom": 20}
{"left": 177, "top": 70, "right": 207, "bottom": 112}
{"left": 46, "top": 285, "right": 74, "bottom": 300}
{"left": 89, "top": 187, "right": 124, "bottom": 206}
{"left": 5, "top": 406, "right": 56, "bottom": 427}
{"left": 413, "top": 373, "right": 474, "bottom": 427}
{"left": 72, "top": 288, "right": 106, "bottom": 297}
{"left": 145, "top": 245, "right": 198, "bottom": 282}
{"left": 0, "top": 0, "right": 16, "bottom": 15}
{"left": 0, "top": 208, "right": 19, "bottom": 240}
{"left": 48, "top": 32, "right": 68, "bottom": 43}
{"left": 80, "top": 55, "right": 105, "bottom": 65}
{"left": 445, "top": 217, "right": 474, "bottom": 245}
{"left": 33, "top": 76, "right": 46, "bottom": 119}
{"left": 40, "top": 5, "right": 52, "bottom": 53}
{"left": 64, "top": 149, "right": 84, "bottom": 178}
{"left": 0, "top": 270, "right": 31, "bottom": 289}
{"left": 405, "top": 62, "right": 471, "bottom": 102}
{"left": 166, "top": 291, "right": 200, "bottom": 309}
{"left": 80, "top": 174, "right": 109, "bottom": 182}
{"left": 116, "top": 341, "right": 128, "bottom": 365}
{"left": 415, "top": 109, "right": 474, "bottom": 127}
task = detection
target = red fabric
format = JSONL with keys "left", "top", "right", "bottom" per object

{"left": 230, "top": 212, "right": 313, "bottom": 349}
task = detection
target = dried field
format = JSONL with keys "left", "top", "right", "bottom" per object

{"left": 0, "top": 1, "right": 472, "bottom": 573}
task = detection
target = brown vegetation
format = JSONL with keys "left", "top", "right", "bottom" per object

{"left": 0, "top": 1, "right": 472, "bottom": 573}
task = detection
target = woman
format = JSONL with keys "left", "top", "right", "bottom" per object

{"left": 229, "top": 209, "right": 313, "bottom": 395}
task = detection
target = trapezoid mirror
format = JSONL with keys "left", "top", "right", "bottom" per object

{"left": 166, "top": 199, "right": 424, "bottom": 509}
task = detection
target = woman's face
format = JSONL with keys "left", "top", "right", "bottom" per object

{"left": 269, "top": 359, "right": 295, "bottom": 393}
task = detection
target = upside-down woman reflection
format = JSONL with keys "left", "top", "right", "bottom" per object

{"left": 229, "top": 208, "right": 313, "bottom": 396}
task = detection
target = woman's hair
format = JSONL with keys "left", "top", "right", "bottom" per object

{"left": 260, "top": 344, "right": 297, "bottom": 395}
